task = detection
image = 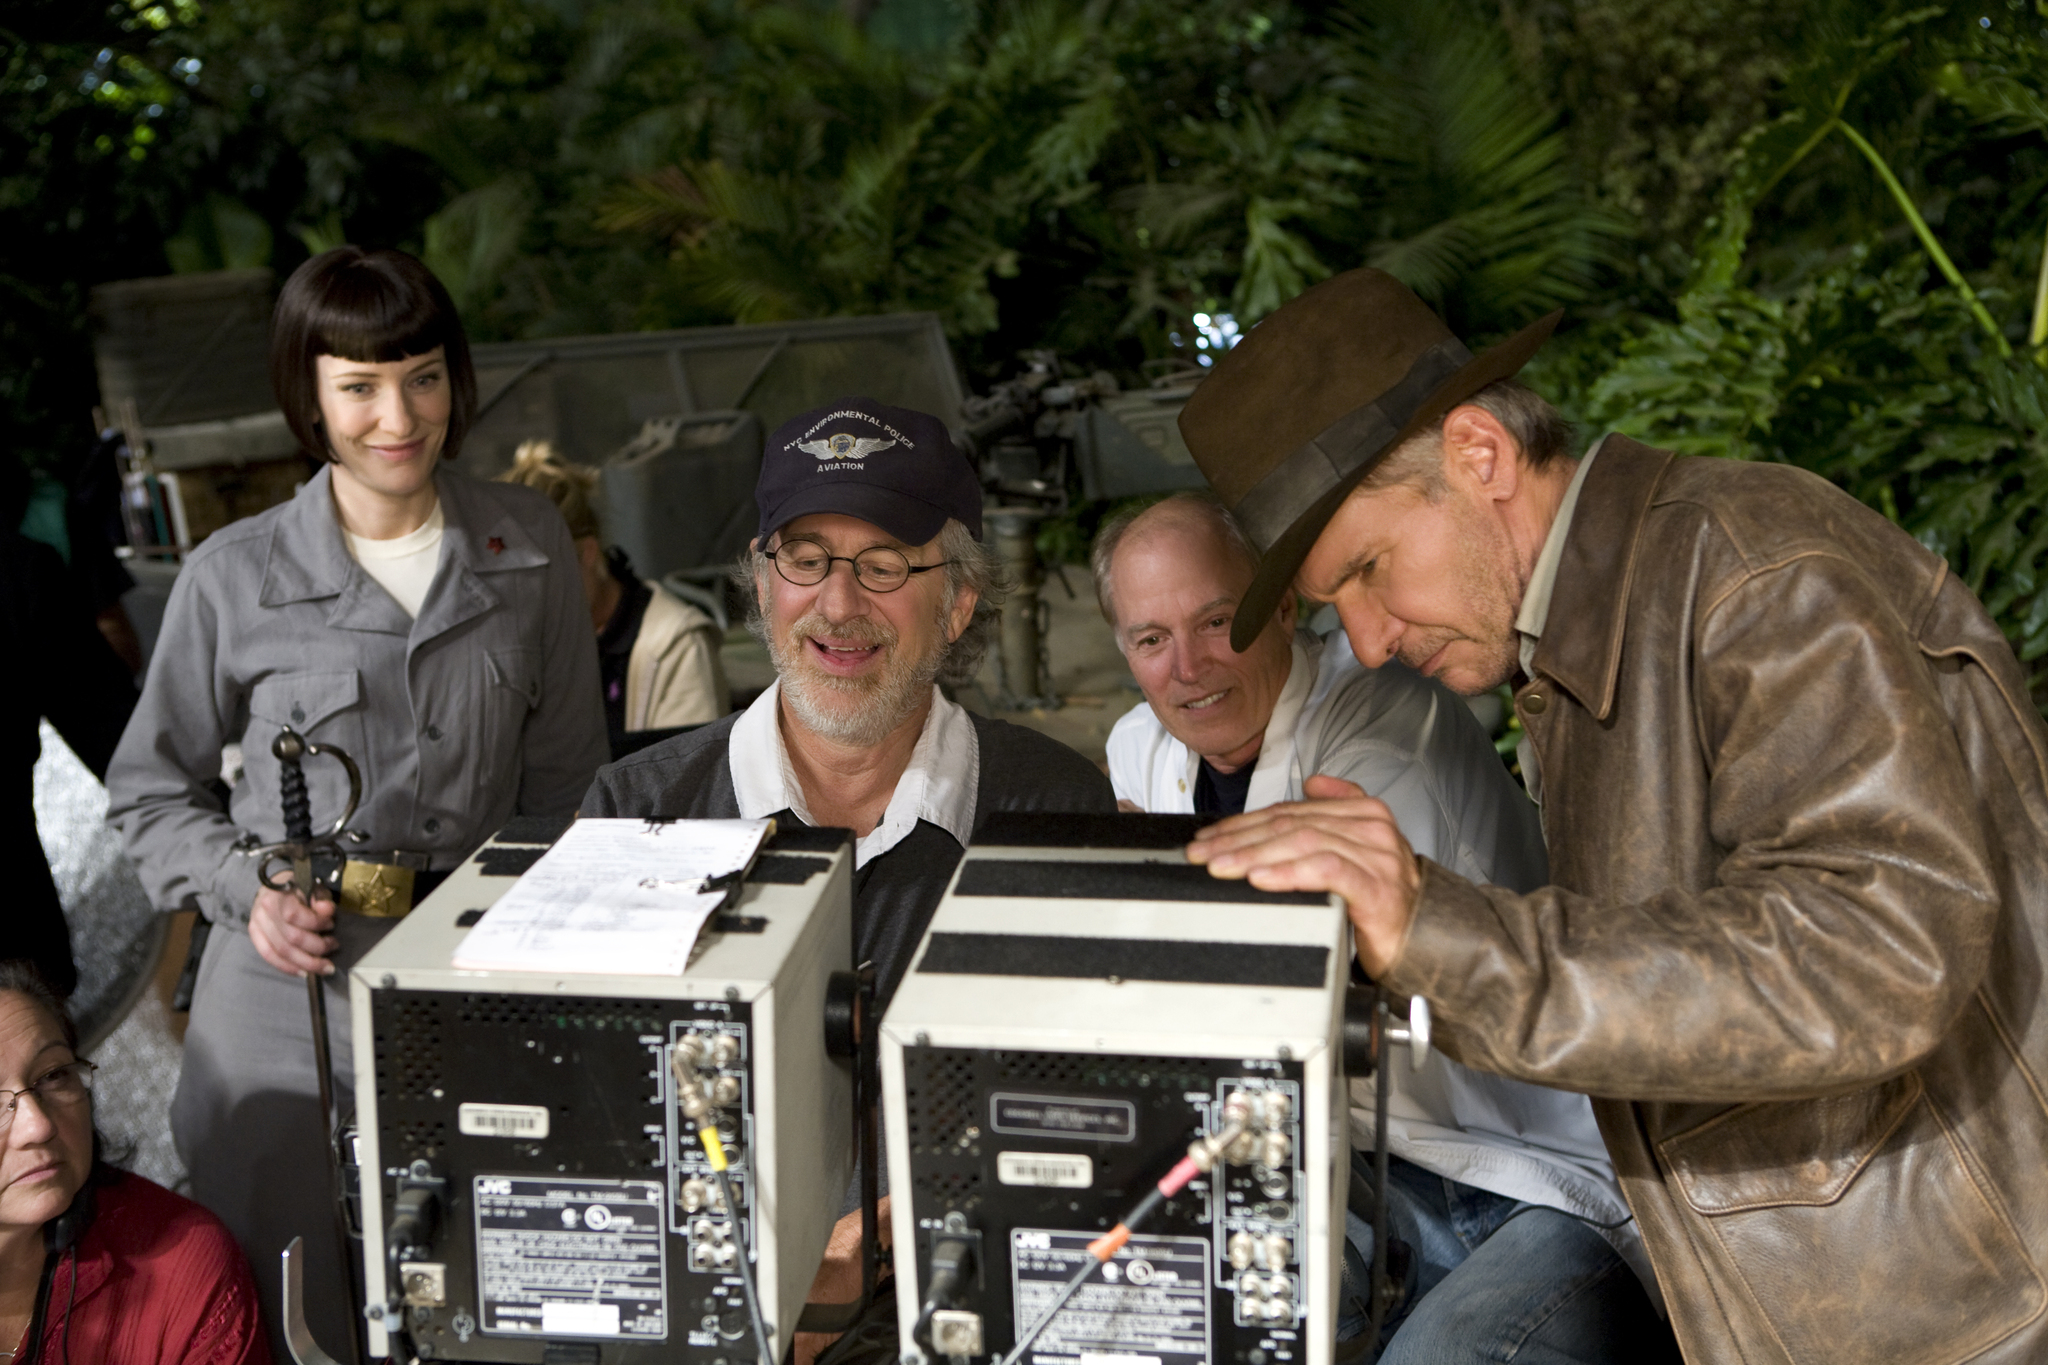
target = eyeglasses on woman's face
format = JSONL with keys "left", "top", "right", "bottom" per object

{"left": 0, "top": 1059, "right": 95, "bottom": 1136}
{"left": 768, "top": 538, "right": 953, "bottom": 593}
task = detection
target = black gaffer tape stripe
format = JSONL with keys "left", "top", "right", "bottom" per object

{"left": 474, "top": 845, "right": 547, "bottom": 877}
{"left": 953, "top": 858, "right": 1330, "bottom": 905}
{"left": 766, "top": 824, "right": 854, "bottom": 853}
{"left": 916, "top": 932, "right": 1330, "bottom": 987}
{"left": 974, "top": 811, "right": 1208, "bottom": 850}
{"left": 748, "top": 853, "right": 830, "bottom": 884}
{"left": 493, "top": 813, "right": 575, "bottom": 846}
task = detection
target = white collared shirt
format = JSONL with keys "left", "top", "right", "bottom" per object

{"left": 727, "top": 680, "right": 980, "bottom": 868}
{"left": 1108, "top": 631, "right": 1322, "bottom": 816}
{"left": 1107, "top": 631, "right": 1547, "bottom": 887}
{"left": 1513, "top": 439, "right": 1603, "bottom": 669}
{"left": 1512, "top": 436, "right": 1606, "bottom": 804}
{"left": 1107, "top": 628, "right": 1651, "bottom": 1296}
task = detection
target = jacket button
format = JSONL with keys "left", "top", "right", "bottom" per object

{"left": 424, "top": 818, "right": 440, "bottom": 834}
{"left": 426, "top": 725, "right": 443, "bottom": 741}
{"left": 1523, "top": 692, "right": 1547, "bottom": 715}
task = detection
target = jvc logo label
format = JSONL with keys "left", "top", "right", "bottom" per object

{"left": 477, "top": 1178, "right": 514, "bottom": 1196}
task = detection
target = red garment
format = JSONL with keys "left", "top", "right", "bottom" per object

{"left": 20, "top": 1170, "right": 270, "bottom": 1365}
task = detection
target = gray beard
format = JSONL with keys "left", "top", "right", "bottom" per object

{"left": 767, "top": 611, "right": 945, "bottom": 749}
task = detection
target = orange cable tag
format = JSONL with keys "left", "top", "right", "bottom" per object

{"left": 1088, "top": 1225, "right": 1132, "bottom": 1261}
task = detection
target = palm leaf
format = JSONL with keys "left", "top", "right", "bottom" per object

{"left": 1324, "top": 0, "right": 1625, "bottom": 332}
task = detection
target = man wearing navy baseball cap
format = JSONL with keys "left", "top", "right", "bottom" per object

{"left": 585, "top": 395, "right": 1111, "bottom": 1004}
{"left": 585, "top": 399, "right": 1110, "bottom": 1351}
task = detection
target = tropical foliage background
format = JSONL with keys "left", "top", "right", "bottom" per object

{"left": 7, "top": 0, "right": 2048, "bottom": 690}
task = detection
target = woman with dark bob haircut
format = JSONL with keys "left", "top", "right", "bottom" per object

{"left": 0, "top": 959, "right": 269, "bottom": 1363}
{"left": 106, "top": 247, "right": 607, "bottom": 1357}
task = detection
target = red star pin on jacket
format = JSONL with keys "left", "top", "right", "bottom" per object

{"left": 487, "top": 536, "right": 505, "bottom": 555}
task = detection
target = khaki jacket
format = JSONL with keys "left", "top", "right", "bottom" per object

{"left": 1382, "top": 438, "right": 2048, "bottom": 1362}
{"left": 624, "top": 581, "right": 729, "bottom": 730}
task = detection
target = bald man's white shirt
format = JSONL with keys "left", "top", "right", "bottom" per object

{"left": 1109, "top": 630, "right": 1318, "bottom": 815}
{"left": 1109, "top": 630, "right": 1653, "bottom": 1298}
{"left": 1109, "top": 630, "right": 1546, "bottom": 887}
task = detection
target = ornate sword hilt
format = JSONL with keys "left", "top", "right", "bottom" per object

{"left": 240, "top": 725, "right": 366, "bottom": 898}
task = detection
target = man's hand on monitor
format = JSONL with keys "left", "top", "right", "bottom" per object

{"left": 1185, "top": 775, "right": 1420, "bottom": 978}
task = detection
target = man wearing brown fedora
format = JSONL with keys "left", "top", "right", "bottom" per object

{"left": 1177, "top": 268, "right": 2048, "bottom": 1364}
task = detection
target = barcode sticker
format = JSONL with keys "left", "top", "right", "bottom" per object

{"left": 542, "top": 1302, "right": 622, "bottom": 1336}
{"left": 459, "top": 1103, "right": 551, "bottom": 1139}
{"left": 997, "top": 1151, "right": 1093, "bottom": 1188}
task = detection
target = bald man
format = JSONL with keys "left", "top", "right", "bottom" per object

{"left": 1097, "top": 492, "right": 1540, "bottom": 871}
{"left": 1095, "top": 492, "right": 1671, "bottom": 1362}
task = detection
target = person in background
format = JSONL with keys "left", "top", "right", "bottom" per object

{"left": 106, "top": 246, "right": 607, "bottom": 1361}
{"left": 10, "top": 441, "right": 142, "bottom": 677}
{"left": 0, "top": 958, "right": 269, "bottom": 1364}
{"left": 1096, "top": 492, "right": 1669, "bottom": 1360}
{"left": 55, "top": 431, "right": 144, "bottom": 675}
{"left": 3, "top": 456, "right": 139, "bottom": 999}
{"left": 498, "top": 439, "right": 730, "bottom": 754}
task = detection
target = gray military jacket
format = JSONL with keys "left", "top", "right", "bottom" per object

{"left": 107, "top": 464, "right": 608, "bottom": 927}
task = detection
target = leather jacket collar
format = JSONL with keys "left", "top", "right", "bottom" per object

{"left": 1529, "top": 436, "right": 1673, "bottom": 722}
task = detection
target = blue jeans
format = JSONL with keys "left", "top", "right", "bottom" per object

{"left": 1337, "top": 1155, "right": 1679, "bottom": 1364}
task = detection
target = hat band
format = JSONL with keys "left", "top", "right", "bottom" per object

{"left": 1231, "top": 336, "right": 1474, "bottom": 552}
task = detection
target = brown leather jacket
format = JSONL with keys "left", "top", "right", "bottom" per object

{"left": 1382, "top": 438, "right": 2048, "bottom": 1363}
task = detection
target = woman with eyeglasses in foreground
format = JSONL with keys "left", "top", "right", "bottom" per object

{"left": 0, "top": 960, "right": 268, "bottom": 1364}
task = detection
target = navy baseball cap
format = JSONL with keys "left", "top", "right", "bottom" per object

{"left": 757, "top": 397, "right": 983, "bottom": 545}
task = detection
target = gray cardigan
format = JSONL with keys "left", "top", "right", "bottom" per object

{"left": 107, "top": 465, "right": 608, "bottom": 927}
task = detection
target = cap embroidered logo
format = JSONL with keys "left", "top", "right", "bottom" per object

{"left": 797, "top": 433, "right": 898, "bottom": 461}
{"left": 757, "top": 396, "right": 982, "bottom": 543}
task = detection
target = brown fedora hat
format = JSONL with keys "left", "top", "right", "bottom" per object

{"left": 1179, "top": 268, "right": 1560, "bottom": 652}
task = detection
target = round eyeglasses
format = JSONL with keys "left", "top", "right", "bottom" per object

{"left": 769, "top": 540, "right": 954, "bottom": 593}
{"left": 0, "top": 1059, "right": 96, "bottom": 1135}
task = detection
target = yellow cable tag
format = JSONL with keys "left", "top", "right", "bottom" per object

{"left": 699, "top": 1126, "right": 728, "bottom": 1171}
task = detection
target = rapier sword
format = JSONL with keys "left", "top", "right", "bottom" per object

{"left": 242, "top": 725, "right": 366, "bottom": 1363}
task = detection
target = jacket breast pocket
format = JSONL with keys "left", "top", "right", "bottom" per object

{"left": 1661, "top": 1073, "right": 2045, "bottom": 1364}
{"left": 250, "top": 669, "right": 362, "bottom": 733}
{"left": 460, "top": 647, "right": 542, "bottom": 798}
{"left": 486, "top": 648, "right": 541, "bottom": 709}
{"left": 245, "top": 670, "right": 368, "bottom": 836}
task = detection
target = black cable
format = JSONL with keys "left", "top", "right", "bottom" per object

{"left": 812, "top": 1295, "right": 899, "bottom": 1365}
{"left": 912, "top": 1235, "right": 976, "bottom": 1350}
{"left": 1369, "top": 992, "right": 1394, "bottom": 1350}
{"left": 996, "top": 1121, "right": 1238, "bottom": 1365}
{"left": 20, "top": 1248, "right": 57, "bottom": 1365}
{"left": 58, "top": 1250, "right": 75, "bottom": 1365}
{"left": 20, "top": 1247, "right": 79, "bottom": 1365}
{"left": 379, "top": 1185, "right": 440, "bottom": 1359}
{"left": 996, "top": 1255, "right": 1099, "bottom": 1365}
{"left": 712, "top": 1162, "right": 772, "bottom": 1365}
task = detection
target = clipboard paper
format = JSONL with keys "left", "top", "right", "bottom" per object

{"left": 452, "top": 818, "right": 773, "bottom": 975}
